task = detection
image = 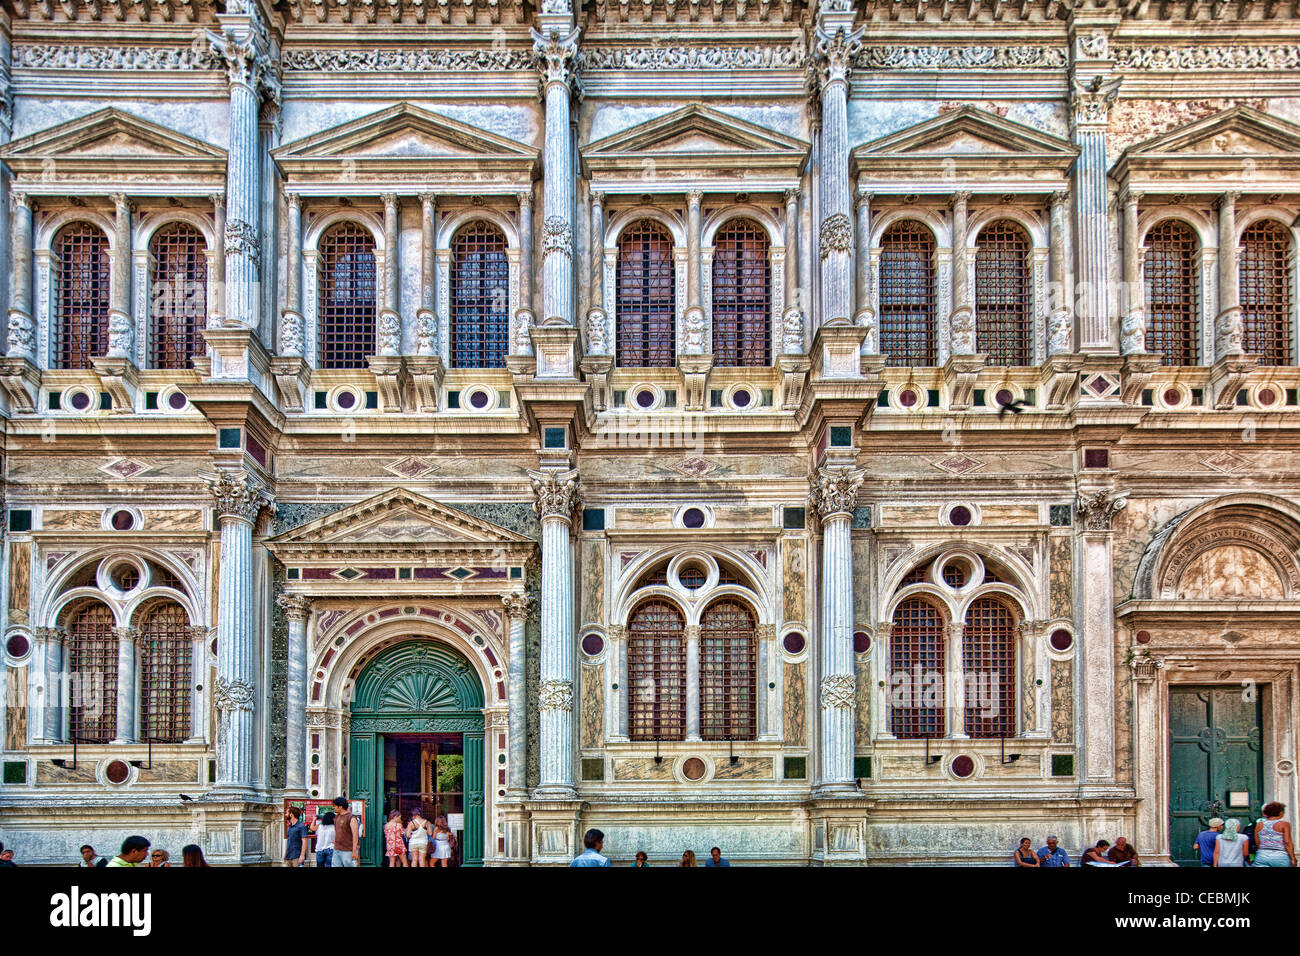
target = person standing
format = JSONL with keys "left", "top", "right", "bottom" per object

{"left": 431, "top": 815, "right": 456, "bottom": 868}
{"left": 284, "top": 808, "right": 309, "bottom": 867}
{"left": 108, "top": 836, "right": 151, "bottom": 867}
{"left": 1107, "top": 836, "right": 1140, "bottom": 866}
{"left": 569, "top": 828, "right": 611, "bottom": 867}
{"left": 332, "top": 796, "right": 361, "bottom": 868}
{"left": 704, "top": 846, "right": 730, "bottom": 867}
{"left": 1214, "top": 819, "right": 1248, "bottom": 868}
{"left": 1193, "top": 817, "right": 1223, "bottom": 867}
{"left": 406, "top": 809, "right": 431, "bottom": 868}
{"left": 312, "top": 811, "right": 336, "bottom": 868}
{"left": 181, "top": 845, "right": 210, "bottom": 867}
{"left": 384, "top": 810, "right": 408, "bottom": 867}
{"left": 79, "top": 845, "right": 108, "bottom": 868}
{"left": 1037, "top": 836, "right": 1070, "bottom": 867}
{"left": 1252, "top": 802, "right": 1296, "bottom": 867}
{"left": 1012, "top": 837, "right": 1040, "bottom": 867}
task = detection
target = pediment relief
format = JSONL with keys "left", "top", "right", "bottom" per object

{"left": 1123, "top": 106, "right": 1300, "bottom": 158}
{"left": 854, "top": 107, "right": 1076, "bottom": 159}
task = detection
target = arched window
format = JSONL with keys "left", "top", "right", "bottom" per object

{"left": 1144, "top": 220, "right": 1199, "bottom": 365}
{"left": 617, "top": 219, "right": 675, "bottom": 368}
{"left": 450, "top": 220, "right": 510, "bottom": 369}
{"left": 699, "top": 599, "right": 757, "bottom": 741}
{"left": 65, "top": 601, "right": 117, "bottom": 743}
{"left": 879, "top": 220, "right": 936, "bottom": 367}
{"left": 317, "top": 221, "right": 376, "bottom": 369}
{"left": 138, "top": 601, "right": 192, "bottom": 744}
{"left": 975, "top": 219, "right": 1031, "bottom": 366}
{"left": 1240, "top": 220, "right": 1293, "bottom": 366}
{"left": 962, "top": 597, "right": 1017, "bottom": 739}
{"left": 889, "top": 596, "right": 944, "bottom": 738}
{"left": 712, "top": 219, "right": 770, "bottom": 367}
{"left": 53, "top": 222, "right": 111, "bottom": 370}
{"left": 149, "top": 223, "right": 208, "bottom": 369}
{"left": 627, "top": 599, "right": 685, "bottom": 741}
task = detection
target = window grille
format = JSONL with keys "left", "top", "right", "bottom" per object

{"left": 879, "top": 221, "right": 937, "bottom": 367}
{"left": 712, "top": 219, "right": 770, "bottom": 367}
{"left": 139, "top": 601, "right": 192, "bottom": 744}
{"left": 975, "top": 219, "right": 1032, "bottom": 366}
{"left": 1144, "top": 219, "right": 1199, "bottom": 365}
{"left": 678, "top": 566, "right": 706, "bottom": 589}
{"left": 700, "top": 599, "right": 757, "bottom": 741}
{"left": 634, "top": 564, "right": 669, "bottom": 589}
{"left": 962, "top": 597, "right": 1017, "bottom": 739}
{"left": 627, "top": 600, "right": 686, "bottom": 740}
{"left": 617, "top": 219, "right": 676, "bottom": 368}
{"left": 66, "top": 602, "right": 117, "bottom": 743}
{"left": 149, "top": 223, "right": 207, "bottom": 369}
{"left": 450, "top": 220, "right": 509, "bottom": 369}
{"left": 889, "top": 596, "right": 945, "bottom": 738}
{"left": 318, "top": 221, "right": 376, "bottom": 369}
{"left": 901, "top": 561, "right": 932, "bottom": 586}
{"left": 54, "top": 223, "right": 111, "bottom": 370}
{"left": 1240, "top": 220, "right": 1293, "bottom": 366}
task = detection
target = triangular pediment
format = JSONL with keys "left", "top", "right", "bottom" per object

{"left": 854, "top": 107, "right": 1076, "bottom": 158}
{"left": 1, "top": 107, "right": 226, "bottom": 172}
{"left": 583, "top": 105, "right": 810, "bottom": 158}
{"left": 1124, "top": 106, "right": 1300, "bottom": 157}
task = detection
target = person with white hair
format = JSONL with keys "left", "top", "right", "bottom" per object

{"left": 1037, "top": 835, "right": 1071, "bottom": 867}
{"left": 1194, "top": 817, "right": 1225, "bottom": 868}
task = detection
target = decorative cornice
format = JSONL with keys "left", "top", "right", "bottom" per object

{"left": 277, "top": 593, "right": 313, "bottom": 622}
{"left": 1076, "top": 489, "right": 1128, "bottom": 532}
{"left": 529, "top": 468, "right": 582, "bottom": 523}
{"left": 820, "top": 674, "right": 856, "bottom": 709}
{"left": 808, "top": 466, "right": 866, "bottom": 520}
{"left": 854, "top": 45, "right": 1068, "bottom": 71}
{"left": 207, "top": 470, "right": 275, "bottom": 524}
{"left": 282, "top": 48, "right": 536, "bottom": 73}
{"left": 213, "top": 676, "right": 256, "bottom": 713}
{"left": 579, "top": 44, "right": 807, "bottom": 71}
{"left": 501, "top": 592, "right": 532, "bottom": 623}
{"left": 538, "top": 677, "right": 574, "bottom": 712}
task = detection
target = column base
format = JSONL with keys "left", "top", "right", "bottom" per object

{"left": 531, "top": 785, "right": 578, "bottom": 801}
{"left": 811, "top": 781, "right": 862, "bottom": 799}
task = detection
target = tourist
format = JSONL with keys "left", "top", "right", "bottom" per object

{"left": 1037, "top": 835, "right": 1070, "bottom": 867}
{"left": 0, "top": 848, "right": 16, "bottom": 867}
{"left": 108, "top": 836, "right": 151, "bottom": 867}
{"left": 1107, "top": 836, "right": 1140, "bottom": 866}
{"left": 633, "top": 851, "right": 649, "bottom": 867}
{"left": 1251, "top": 802, "right": 1296, "bottom": 867}
{"left": 704, "top": 846, "right": 730, "bottom": 867}
{"left": 1193, "top": 817, "right": 1223, "bottom": 867}
{"left": 79, "top": 844, "right": 108, "bottom": 868}
{"left": 569, "top": 828, "right": 611, "bottom": 867}
{"left": 406, "top": 808, "right": 431, "bottom": 868}
{"left": 284, "top": 807, "right": 309, "bottom": 867}
{"left": 1214, "top": 819, "right": 1248, "bottom": 868}
{"left": 181, "top": 844, "right": 210, "bottom": 867}
{"left": 332, "top": 797, "right": 360, "bottom": 868}
{"left": 431, "top": 814, "right": 456, "bottom": 868}
{"left": 148, "top": 848, "right": 171, "bottom": 867}
{"left": 313, "top": 811, "right": 336, "bottom": 868}
{"left": 1012, "top": 837, "right": 1039, "bottom": 867}
{"left": 382, "top": 809, "right": 407, "bottom": 868}
{"left": 1081, "top": 840, "right": 1111, "bottom": 865}
{"left": 679, "top": 850, "right": 697, "bottom": 867}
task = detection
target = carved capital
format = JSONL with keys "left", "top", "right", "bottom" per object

{"left": 225, "top": 218, "right": 261, "bottom": 264}
{"left": 853, "top": 189, "right": 872, "bottom": 211}
{"left": 686, "top": 189, "right": 704, "bottom": 208}
{"left": 501, "top": 592, "right": 532, "bottom": 623}
{"left": 532, "top": 26, "right": 581, "bottom": 90}
{"left": 808, "top": 466, "right": 866, "bottom": 520}
{"left": 1215, "top": 190, "right": 1242, "bottom": 211}
{"left": 113, "top": 626, "right": 141, "bottom": 646}
{"left": 949, "top": 190, "right": 972, "bottom": 209}
{"left": 277, "top": 593, "right": 313, "bottom": 623}
{"left": 813, "top": 23, "right": 864, "bottom": 88}
{"left": 683, "top": 624, "right": 701, "bottom": 642}
{"left": 188, "top": 625, "right": 210, "bottom": 645}
{"left": 207, "top": 469, "right": 275, "bottom": 524}
{"left": 286, "top": 192, "right": 302, "bottom": 211}
{"left": 820, "top": 674, "right": 856, "bottom": 710}
{"left": 213, "top": 676, "right": 256, "bottom": 713}
{"left": 211, "top": 193, "right": 226, "bottom": 214}
{"left": 1050, "top": 189, "right": 1069, "bottom": 209}
{"left": 517, "top": 189, "right": 534, "bottom": 211}
{"left": 418, "top": 191, "right": 436, "bottom": 208}
{"left": 11, "top": 191, "right": 32, "bottom": 214}
{"left": 1076, "top": 489, "right": 1128, "bottom": 532}
{"left": 381, "top": 192, "right": 399, "bottom": 212}
{"left": 529, "top": 468, "right": 582, "bottom": 523}
{"left": 207, "top": 20, "right": 277, "bottom": 102}
{"left": 1070, "top": 76, "right": 1121, "bottom": 129}
{"left": 1121, "top": 188, "right": 1142, "bottom": 209}
{"left": 538, "top": 678, "right": 574, "bottom": 712}
{"left": 35, "top": 626, "right": 66, "bottom": 645}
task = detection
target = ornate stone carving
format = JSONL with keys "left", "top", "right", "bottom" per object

{"left": 1120, "top": 308, "right": 1145, "bottom": 355}
{"left": 213, "top": 676, "right": 256, "bottom": 713}
{"left": 1076, "top": 489, "right": 1127, "bottom": 532}
{"left": 7, "top": 310, "right": 35, "bottom": 356}
{"left": 1077, "top": 30, "right": 1109, "bottom": 59}
{"left": 1071, "top": 76, "right": 1121, "bottom": 129}
{"left": 277, "top": 594, "right": 313, "bottom": 622}
{"left": 501, "top": 592, "right": 532, "bottom": 622}
{"left": 585, "top": 308, "right": 609, "bottom": 355}
{"left": 14, "top": 44, "right": 224, "bottom": 71}
{"left": 813, "top": 24, "right": 863, "bottom": 87}
{"left": 857, "top": 308, "right": 879, "bottom": 354}
{"left": 224, "top": 219, "right": 261, "bottom": 265}
{"left": 854, "top": 45, "right": 1068, "bottom": 70}
{"left": 538, "top": 678, "right": 574, "bottom": 712}
{"left": 512, "top": 308, "right": 535, "bottom": 353}
{"left": 283, "top": 48, "right": 537, "bottom": 72}
{"left": 532, "top": 27, "right": 580, "bottom": 89}
{"left": 280, "top": 310, "right": 305, "bottom": 356}
{"left": 414, "top": 309, "right": 438, "bottom": 356}
{"left": 34, "top": 626, "right": 66, "bottom": 645}
{"left": 106, "top": 310, "right": 134, "bottom": 359}
{"left": 112, "top": 626, "right": 141, "bottom": 645}
{"left": 579, "top": 44, "right": 807, "bottom": 71}
{"left": 207, "top": 23, "right": 278, "bottom": 102}
{"left": 542, "top": 216, "right": 572, "bottom": 259}
{"left": 819, "top": 213, "right": 853, "bottom": 259}
{"left": 808, "top": 466, "right": 867, "bottom": 519}
{"left": 682, "top": 307, "right": 707, "bottom": 355}
{"left": 1216, "top": 307, "right": 1244, "bottom": 358}
{"left": 529, "top": 468, "right": 582, "bottom": 522}
{"left": 188, "top": 626, "right": 210, "bottom": 644}
{"left": 377, "top": 309, "right": 402, "bottom": 356}
{"left": 820, "top": 674, "right": 856, "bottom": 709}
{"left": 207, "top": 470, "right": 275, "bottom": 524}
{"left": 1112, "top": 44, "right": 1300, "bottom": 72}
{"left": 950, "top": 306, "right": 976, "bottom": 355}
{"left": 782, "top": 307, "right": 805, "bottom": 354}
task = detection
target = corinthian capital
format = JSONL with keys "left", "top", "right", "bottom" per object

{"left": 277, "top": 593, "right": 313, "bottom": 623}
{"left": 207, "top": 469, "right": 275, "bottom": 524}
{"left": 529, "top": 468, "right": 582, "bottom": 523}
{"left": 35, "top": 626, "right": 66, "bottom": 645}
{"left": 207, "top": 19, "right": 277, "bottom": 100}
{"left": 1076, "top": 489, "right": 1127, "bottom": 532}
{"left": 532, "top": 26, "right": 581, "bottom": 90}
{"left": 113, "top": 626, "right": 142, "bottom": 646}
{"left": 502, "top": 592, "right": 533, "bottom": 622}
{"left": 813, "top": 22, "right": 864, "bottom": 88}
{"left": 808, "top": 466, "right": 866, "bottom": 520}
{"left": 1070, "top": 75, "right": 1121, "bottom": 130}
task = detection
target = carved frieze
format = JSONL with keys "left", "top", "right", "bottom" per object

{"left": 282, "top": 49, "right": 536, "bottom": 72}
{"left": 578, "top": 44, "right": 807, "bottom": 71}
{"left": 854, "top": 45, "right": 1068, "bottom": 70}
{"left": 14, "top": 45, "right": 224, "bottom": 71}
{"left": 1112, "top": 45, "right": 1300, "bottom": 72}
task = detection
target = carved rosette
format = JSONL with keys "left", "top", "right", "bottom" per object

{"left": 277, "top": 594, "right": 313, "bottom": 623}
{"left": 530, "top": 468, "right": 582, "bottom": 523}
{"left": 538, "top": 678, "right": 574, "bottom": 712}
{"left": 542, "top": 216, "right": 573, "bottom": 259}
{"left": 808, "top": 466, "right": 866, "bottom": 520}
{"left": 820, "top": 674, "right": 857, "bottom": 710}
{"left": 819, "top": 213, "right": 853, "bottom": 259}
{"left": 532, "top": 27, "right": 581, "bottom": 91}
{"left": 207, "top": 470, "right": 276, "bottom": 524}
{"left": 1076, "top": 489, "right": 1128, "bottom": 532}
{"left": 501, "top": 592, "right": 533, "bottom": 623}
{"left": 213, "top": 676, "right": 256, "bottom": 713}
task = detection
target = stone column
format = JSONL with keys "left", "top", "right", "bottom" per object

{"left": 686, "top": 190, "right": 703, "bottom": 309}
{"left": 36, "top": 626, "right": 65, "bottom": 744}
{"left": 809, "top": 465, "right": 865, "bottom": 794}
{"left": 416, "top": 192, "right": 437, "bottom": 355}
{"left": 278, "top": 594, "right": 311, "bottom": 795}
{"left": 280, "top": 193, "right": 304, "bottom": 355}
{"left": 529, "top": 468, "right": 581, "bottom": 796}
{"left": 7, "top": 191, "right": 34, "bottom": 358}
{"left": 946, "top": 623, "right": 967, "bottom": 738}
{"left": 1047, "top": 189, "right": 1073, "bottom": 355}
{"left": 502, "top": 593, "right": 532, "bottom": 794}
{"left": 518, "top": 188, "right": 534, "bottom": 315}
{"left": 1130, "top": 651, "right": 1166, "bottom": 859}
{"left": 1215, "top": 191, "right": 1243, "bottom": 357}
{"left": 785, "top": 188, "right": 802, "bottom": 312}
{"left": 187, "top": 625, "right": 209, "bottom": 744}
{"left": 106, "top": 193, "right": 133, "bottom": 359}
{"left": 949, "top": 190, "right": 975, "bottom": 355}
{"left": 1069, "top": 78, "right": 1119, "bottom": 352}
{"left": 1120, "top": 188, "right": 1145, "bottom": 355}
{"left": 812, "top": 16, "right": 862, "bottom": 327}
{"left": 853, "top": 190, "right": 870, "bottom": 322}
{"left": 208, "top": 10, "right": 278, "bottom": 330}
{"left": 532, "top": 27, "right": 580, "bottom": 326}
{"left": 111, "top": 626, "right": 139, "bottom": 744}
{"left": 1075, "top": 487, "right": 1126, "bottom": 787}
{"left": 377, "top": 193, "right": 401, "bottom": 356}
{"left": 684, "top": 625, "right": 702, "bottom": 741}
{"left": 210, "top": 192, "right": 226, "bottom": 327}
{"left": 207, "top": 469, "right": 274, "bottom": 797}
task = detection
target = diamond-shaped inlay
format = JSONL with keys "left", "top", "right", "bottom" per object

{"left": 1086, "top": 375, "right": 1113, "bottom": 396}
{"left": 662, "top": 456, "right": 722, "bottom": 479}
{"left": 448, "top": 567, "right": 475, "bottom": 580}
{"left": 932, "top": 453, "right": 984, "bottom": 475}
{"left": 334, "top": 568, "right": 363, "bottom": 580}
{"left": 99, "top": 457, "right": 152, "bottom": 479}
{"left": 384, "top": 456, "right": 438, "bottom": 480}
{"left": 1201, "top": 451, "right": 1252, "bottom": 474}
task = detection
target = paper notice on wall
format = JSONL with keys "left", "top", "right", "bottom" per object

{"left": 448, "top": 813, "right": 464, "bottom": 830}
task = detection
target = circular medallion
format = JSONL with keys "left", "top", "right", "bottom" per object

{"left": 635, "top": 389, "right": 656, "bottom": 409}
{"left": 69, "top": 390, "right": 93, "bottom": 411}
{"left": 105, "top": 760, "right": 131, "bottom": 785}
{"left": 681, "top": 507, "right": 706, "bottom": 529}
{"left": 167, "top": 391, "right": 188, "bottom": 411}
{"left": 581, "top": 633, "right": 605, "bottom": 656}
{"left": 336, "top": 390, "right": 357, "bottom": 410}
{"left": 995, "top": 388, "right": 1014, "bottom": 407}
{"left": 1258, "top": 387, "right": 1277, "bottom": 406}
{"left": 682, "top": 757, "right": 707, "bottom": 781}
{"left": 6, "top": 633, "right": 30, "bottom": 659}
{"left": 1050, "top": 628, "right": 1074, "bottom": 652}
{"left": 110, "top": 510, "right": 136, "bottom": 531}
{"left": 853, "top": 631, "right": 871, "bottom": 654}
{"left": 783, "top": 631, "right": 806, "bottom": 655}
{"left": 898, "top": 388, "right": 919, "bottom": 408}
{"left": 1163, "top": 388, "right": 1182, "bottom": 407}
{"left": 732, "top": 388, "right": 752, "bottom": 408}
{"left": 1135, "top": 629, "right": 1152, "bottom": 645}
{"left": 951, "top": 755, "right": 975, "bottom": 778}
{"left": 948, "top": 505, "right": 972, "bottom": 527}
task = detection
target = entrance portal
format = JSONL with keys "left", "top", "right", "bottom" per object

{"left": 383, "top": 734, "right": 465, "bottom": 866}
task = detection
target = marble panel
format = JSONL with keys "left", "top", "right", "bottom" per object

{"left": 781, "top": 537, "right": 805, "bottom": 625}
{"left": 1176, "top": 546, "right": 1283, "bottom": 599}
{"left": 5, "top": 667, "right": 27, "bottom": 750}
{"left": 854, "top": 656, "right": 871, "bottom": 747}
{"left": 41, "top": 510, "right": 101, "bottom": 531}
{"left": 580, "top": 662, "right": 603, "bottom": 750}
{"left": 784, "top": 660, "right": 805, "bottom": 747}
{"left": 137, "top": 761, "right": 199, "bottom": 784}
{"left": 8, "top": 543, "right": 30, "bottom": 626}
{"left": 980, "top": 505, "right": 1040, "bottom": 525}
{"left": 142, "top": 509, "right": 205, "bottom": 532}
{"left": 711, "top": 756, "right": 773, "bottom": 780}
{"left": 580, "top": 539, "right": 605, "bottom": 627}
{"left": 1051, "top": 659, "right": 1073, "bottom": 744}
{"left": 612, "top": 757, "right": 675, "bottom": 781}
{"left": 36, "top": 760, "right": 97, "bottom": 784}
{"left": 1048, "top": 535, "right": 1072, "bottom": 620}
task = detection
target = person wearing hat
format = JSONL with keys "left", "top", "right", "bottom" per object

{"left": 1193, "top": 818, "right": 1224, "bottom": 868}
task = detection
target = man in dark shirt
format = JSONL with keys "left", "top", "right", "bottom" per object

{"left": 1193, "top": 818, "right": 1224, "bottom": 867}
{"left": 284, "top": 807, "right": 308, "bottom": 867}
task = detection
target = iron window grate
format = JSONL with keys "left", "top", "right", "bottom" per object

{"left": 139, "top": 601, "right": 192, "bottom": 744}
{"left": 149, "top": 223, "right": 208, "bottom": 369}
{"left": 712, "top": 218, "right": 770, "bottom": 367}
{"left": 1240, "top": 219, "right": 1293, "bottom": 367}
{"left": 66, "top": 602, "right": 118, "bottom": 744}
{"left": 975, "top": 219, "right": 1032, "bottom": 366}
{"left": 617, "top": 219, "right": 676, "bottom": 368}
{"left": 962, "top": 596, "right": 1016, "bottom": 739}
{"left": 627, "top": 599, "right": 686, "bottom": 741}
{"left": 1144, "top": 219, "right": 1199, "bottom": 366}
{"left": 54, "top": 223, "right": 111, "bottom": 370}
{"left": 890, "top": 596, "right": 945, "bottom": 738}
{"left": 450, "top": 220, "right": 510, "bottom": 369}
{"left": 318, "top": 221, "right": 377, "bottom": 370}
{"left": 700, "top": 599, "right": 757, "bottom": 741}
{"left": 879, "top": 220, "right": 937, "bottom": 368}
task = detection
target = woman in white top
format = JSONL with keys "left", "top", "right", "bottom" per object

{"left": 406, "top": 808, "right": 432, "bottom": 868}
{"left": 312, "top": 811, "right": 336, "bottom": 868}
{"left": 1214, "top": 818, "right": 1247, "bottom": 867}
{"left": 431, "top": 814, "right": 456, "bottom": 867}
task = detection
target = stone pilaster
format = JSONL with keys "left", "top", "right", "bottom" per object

{"left": 187, "top": 625, "right": 210, "bottom": 744}
{"left": 1215, "top": 190, "right": 1243, "bottom": 357}
{"left": 853, "top": 190, "right": 874, "bottom": 350}
{"left": 686, "top": 189, "right": 703, "bottom": 310}
{"left": 210, "top": 192, "right": 226, "bottom": 327}
{"left": 107, "top": 193, "right": 133, "bottom": 359}
{"left": 7, "top": 190, "right": 33, "bottom": 358}
{"left": 277, "top": 593, "right": 311, "bottom": 795}
{"left": 949, "top": 190, "right": 974, "bottom": 355}
{"left": 1047, "top": 189, "right": 1073, "bottom": 355}
{"left": 111, "top": 626, "right": 140, "bottom": 744}
{"left": 684, "top": 624, "right": 702, "bottom": 741}
{"left": 530, "top": 467, "right": 581, "bottom": 796}
{"left": 207, "top": 469, "right": 275, "bottom": 797}
{"left": 532, "top": 25, "right": 579, "bottom": 327}
{"left": 35, "top": 626, "right": 65, "bottom": 744}
{"left": 946, "top": 622, "right": 967, "bottom": 738}
{"left": 417, "top": 192, "right": 438, "bottom": 355}
{"left": 280, "top": 193, "right": 304, "bottom": 356}
{"left": 1075, "top": 487, "right": 1126, "bottom": 787}
{"left": 809, "top": 464, "right": 865, "bottom": 794}
{"left": 1069, "top": 76, "right": 1120, "bottom": 352}
{"left": 502, "top": 592, "right": 532, "bottom": 794}
{"left": 1120, "top": 188, "right": 1145, "bottom": 355}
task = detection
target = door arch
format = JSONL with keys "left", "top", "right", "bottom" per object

{"left": 349, "top": 640, "right": 486, "bottom": 866}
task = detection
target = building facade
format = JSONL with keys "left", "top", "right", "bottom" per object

{"left": 0, "top": 0, "right": 1297, "bottom": 866}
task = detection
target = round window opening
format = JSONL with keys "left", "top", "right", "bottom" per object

{"left": 580, "top": 633, "right": 605, "bottom": 656}
{"left": 941, "top": 561, "right": 968, "bottom": 588}
{"left": 951, "top": 755, "right": 975, "bottom": 778}
{"left": 783, "top": 631, "right": 807, "bottom": 655}
{"left": 336, "top": 390, "right": 357, "bottom": 410}
{"left": 853, "top": 631, "right": 871, "bottom": 654}
{"left": 6, "top": 633, "right": 30, "bottom": 659}
{"left": 110, "top": 563, "right": 140, "bottom": 592}
{"left": 1050, "top": 628, "right": 1074, "bottom": 652}
{"left": 167, "top": 391, "right": 189, "bottom": 411}
{"left": 678, "top": 566, "right": 706, "bottom": 590}
{"left": 110, "top": 510, "right": 136, "bottom": 531}
{"left": 732, "top": 388, "right": 752, "bottom": 409}
{"left": 681, "top": 508, "right": 706, "bottom": 529}
{"left": 682, "top": 757, "right": 707, "bottom": 781}
{"left": 948, "top": 505, "right": 973, "bottom": 527}
{"left": 105, "top": 760, "right": 131, "bottom": 785}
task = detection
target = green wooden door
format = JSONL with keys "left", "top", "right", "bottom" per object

{"left": 463, "top": 732, "right": 484, "bottom": 866}
{"left": 348, "top": 731, "right": 384, "bottom": 865}
{"left": 1169, "top": 686, "right": 1264, "bottom": 866}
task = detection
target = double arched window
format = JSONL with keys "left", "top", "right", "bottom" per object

{"left": 1144, "top": 219, "right": 1199, "bottom": 365}
{"left": 711, "top": 219, "right": 770, "bottom": 367}
{"left": 1240, "top": 219, "right": 1293, "bottom": 366}
{"left": 65, "top": 601, "right": 118, "bottom": 743}
{"left": 450, "top": 220, "right": 510, "bottom": 369}
{"left": 148, "top": 223, "right": 208, "bottom": 370}
{"left": 53, "top": 222, "right": 111, "bottom": 370}
{"left": 974, "top": 219, "right": 1031, "bottom": 366}
{"left": 889, "top": 596, "right": 945, "bottom": 738}
{"left": 627, "top": 599, "right": 686, "bottom": 741}
{"left": 879, "top": 220, "right": 937, "bottom": 367}
{"left": 138, "top": 601, "right": 193, "bottom": 744}
{"left": 318, "top": 221, "right": 377, "bottom": 369}
{"left": 617, "top": 219, "right": 676, "bottom": 368}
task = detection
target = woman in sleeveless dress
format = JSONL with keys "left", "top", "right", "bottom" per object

{"left": 1252, "top": 802, "right": 1296, "bottom": 867}
{"left": 406, "top": 809, "right": 431, "bottom": 868}
{"left": 431, "top": 814, "right": 455, "bottom": 867}
{"left": 1214, "top": 818, "right": 1247, "bottom": 867}
{"left": 384, "top": 810, "right": 408, "bottom": 867}
{"left": 1013, "top": 837, "right": 1040, "bottom": 867}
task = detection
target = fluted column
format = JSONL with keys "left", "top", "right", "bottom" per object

{"left": 1076, "top": 487, "right": 1127, "bottom": 787}
{"left": 686, "top": 190, "right": 703, "bottom": 309}
{"left": 1070, "top": 78, "right": 1119, "bottom": 352}
{"left": 36, "top": 626, "right": 65, "bottom": 744}
{"left": 502, "top": 593, "right": 532, "bottom": 794}
{"left": 810, "top": 465, "right": 865, "bottom": 794}
{"left": 1120, "top": 188, "right": 1146, "bottom": 355}
{"left": 530, "top": 468, "right": 581, "bottom": 796}
{"left": 207, "top": 469, "right": 274, "bottom": 796}
{"left": 280, "top": 193, "right": 304, "bottom": 355}
{"left": 949, "top": 190, "right": 974, "bottom": 355}
{"left": 813, "top": 19, "right": 861, "bottom": 327}
{"left": 110, "top": 627, "right": 140, "bottom": 744}
{"left": 7, "top": 191, "right": 34, "bottom": 358}
{"left": 278, "top": 594, "right": 311, "bottom": 794}
{"left": 1047, "top": 189, "right": 1073, "bottom": 355}
{"left": 106, "top": 193, "right": 134, "bottom": 359}
{"left": 416, "top": 192, "right": 437, "bottom": 355}
{"left": 532, "top": 27, "right": 579, "bottom": 326}
{"left": 210, "top": 193, "right": 226, "bottom": 327}
{"left": 1215, "top": 190, "right": 1243, "bottom": 357}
